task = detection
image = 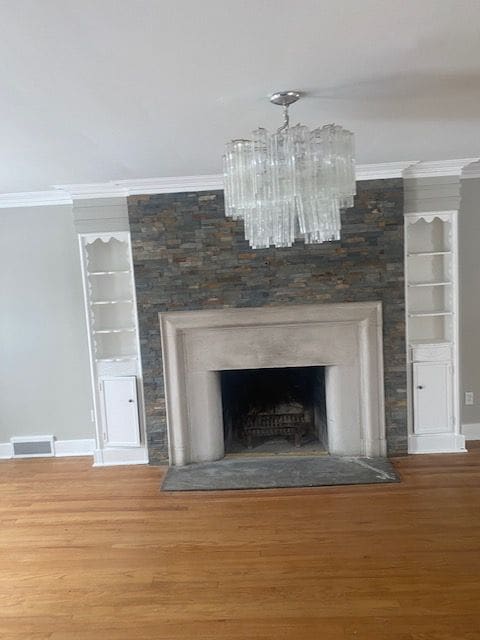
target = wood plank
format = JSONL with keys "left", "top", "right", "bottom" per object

{"left": 0, "top": 446, "right": 479, "bottom": 639}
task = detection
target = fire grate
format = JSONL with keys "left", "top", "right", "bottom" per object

{"left": 242, "top": 412, "right": 309, "bottom": 448}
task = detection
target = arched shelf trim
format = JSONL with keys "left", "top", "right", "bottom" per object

{"left": 83, "top": 232, "right": 128, "bottom": 245}
{"left": 405, "top": 211, "right": 457, "bottom": 225}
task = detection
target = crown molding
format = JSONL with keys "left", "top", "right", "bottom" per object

{"left": 2, "top": 158, "right": 480, "bottom": 209}
{"left": 403, "top": 158, "right": 480, "bottom": 179}
{"left": 355, "top": 161, "right": 418, "bottom": 180}
{"left": 56, "top": 183, "right": 127, "bottom": 200}
{"left": 55, "top": 174, "right": 224, "bottom": 201}
{"left": 0, "top": 190, "right": 72, "bottom": 209}
{"left": 461, "top": 161, "right": 480, "bottom": 179}
{"left": 51, "top": 159, "right": 480, "bottom": 200}
{"left": 118, "top": 174, "right": 225, "bottom": 195}
{"left": 67, "top": 165, "right": 413, "bottom": 198}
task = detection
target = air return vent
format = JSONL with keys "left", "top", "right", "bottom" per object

{"left": 11, "top": 436, "right": 54, "bottom": 458}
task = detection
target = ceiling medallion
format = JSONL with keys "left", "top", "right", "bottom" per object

{"left": 223, "top": 91, "right": 356, "bottom": 249}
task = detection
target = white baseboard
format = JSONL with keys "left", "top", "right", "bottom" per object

{"left": 0, "top": 439, "right": 149, "bottom": 467}
{"left": 54, "top": 439, "right": 95, "bottom": 457}
{"left": 93, "top": 447, "right": 149, "bottom": 467}
{"left": 0, "top": 442, "right": 14, "bottom": 459}
{"left": 408, "top": 433, "right": 467, "bottom": 454}
{"left": 0, "top": 438, "right": 95, "bottom": 460}
{"left": 462, "top": 423, "right": 480, "bottom": 441}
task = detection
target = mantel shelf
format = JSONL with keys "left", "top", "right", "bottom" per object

{"left": 408, "top": 281, "right": 452, "bottom": 288}
{"left": 91, "top": 299, "right": 133, "bottom": 305}
{"left": 407, "top": 251, "right": 451, "bottom": 257}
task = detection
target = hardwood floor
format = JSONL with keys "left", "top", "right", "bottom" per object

{"left": 1, "top": 447, "right": 480, "bottom": 639}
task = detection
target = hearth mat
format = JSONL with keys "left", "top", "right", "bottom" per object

{"left": 161, "top": 455, "right": 399, "bottom": 491}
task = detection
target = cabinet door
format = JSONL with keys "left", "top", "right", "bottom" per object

{"left": 102, "top": 377, "right": 140, "bottom": 447}
{"left": 413, "top": 362, "right": 452, "bottom": 434}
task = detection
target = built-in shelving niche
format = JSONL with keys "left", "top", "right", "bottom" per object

{"left": 406, "top": 215, "right": 455, "bottom": 344}
{"left": 83, "top": 237, "right": 137, "bottom": 362}
{"left": 78, "top": 231, "right": 147, "bottom": 465}
{"left": 404, "top": 211, "right": 462, "bottom": 454}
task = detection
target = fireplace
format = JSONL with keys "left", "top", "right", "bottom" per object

{"left": 221, "top": 366, "right": 327, "bottom": 454}
{"left": 159, "top": 302, "right": 386, "bottom": 466}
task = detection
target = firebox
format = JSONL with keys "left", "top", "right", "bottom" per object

{"left": 221, "top": 366, "right": 327, "bottom": 454}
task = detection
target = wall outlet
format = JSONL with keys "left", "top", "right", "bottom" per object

{"left": 465, "top": 391, "right": 474, "bottom": 406}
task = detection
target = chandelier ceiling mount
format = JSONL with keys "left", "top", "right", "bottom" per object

{"left": 269, "top": 91, "right": 301, "bottom": 132}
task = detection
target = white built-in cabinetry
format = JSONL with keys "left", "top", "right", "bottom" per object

{"left": 78, "top": 232, "right": 148, "bottom": 465}
{"left": 405, "top": 211, "right": 465, "bottom": 453}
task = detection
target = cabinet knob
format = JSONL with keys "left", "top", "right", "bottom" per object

{"left": 417, "top": 385, "right": 424, "bottom": 390}
{"left": 128, "top": 399, "right": 134, "bottom": 403}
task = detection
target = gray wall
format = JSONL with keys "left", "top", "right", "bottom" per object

{"left": 460, "top": 178, "right": 480, "bottom": 425}
{"left": 128, "top": 180, "right": 407, "bottom": 464}
{"left": 0, "top": 205, "right": 93, "bottom": 442}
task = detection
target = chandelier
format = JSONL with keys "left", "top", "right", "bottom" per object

{"left": 223, "top": 91, "right": 356, "bottom": 249}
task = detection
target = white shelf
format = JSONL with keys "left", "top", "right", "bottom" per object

{"left": 409, "top": 338, "right": 452, "bottom": 346}
{"left": 96, "top": 356, "right": 138, "bottom": 362}
{"left": 408, "top": 281, "right": 452, "bottom": 288}
{"left": 88, "top": 270, "right": 131, "bottom": 276}
{"left": 408, "top": 251, "right": 451, "bottom": 257}
{"left": 408, "top": 311, "right": 452, "bottom": 318}
{"left": 93, "top": 327, "right": 136, "bottom": 334}
{"left": 91, "top": 299, "right": 133, "bottom": 305}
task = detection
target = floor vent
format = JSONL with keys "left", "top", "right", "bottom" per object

{"left": 11, "top": 436, "right": 55, "bottom": 458}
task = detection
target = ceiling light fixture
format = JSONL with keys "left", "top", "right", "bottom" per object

{"left": 223, "top": 91, "right": 356, "bottom": 249}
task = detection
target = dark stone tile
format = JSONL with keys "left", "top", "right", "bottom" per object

{"left": 128, "top": 179, "right": 407, "bottom": 463}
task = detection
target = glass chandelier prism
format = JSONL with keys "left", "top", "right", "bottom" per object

{"left": 223, "top": 91, "right": 356, "bottom": 249}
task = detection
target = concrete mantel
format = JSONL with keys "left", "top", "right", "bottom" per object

{"left": 160, "top": 301, "right": 383, "bottom": 332}
{"left": 159, "top": 302, "right": 386, "bottom": 466}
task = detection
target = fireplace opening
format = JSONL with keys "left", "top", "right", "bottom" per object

{"left": 221, "top": 366, "right": 327, "bottom": 455}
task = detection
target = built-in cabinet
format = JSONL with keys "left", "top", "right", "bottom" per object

{"left": 101, "top": 377, "right": 141, "bottom": 447}
{"left": 405, "top": 211, "right": 465, "bottom": 453}
{"left": 78, "top": 232, "right": 148, "bottom": 465}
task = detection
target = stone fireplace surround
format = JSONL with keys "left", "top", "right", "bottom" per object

{"left": 160, "top": 302, "right": 385, "bottom": 466}
{"left": 128, "top": 180, "right": 406, "bottom": 464}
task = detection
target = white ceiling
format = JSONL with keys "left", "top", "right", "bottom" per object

{"left": 1, "top": 0, "right": 480, "bottom": 194}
